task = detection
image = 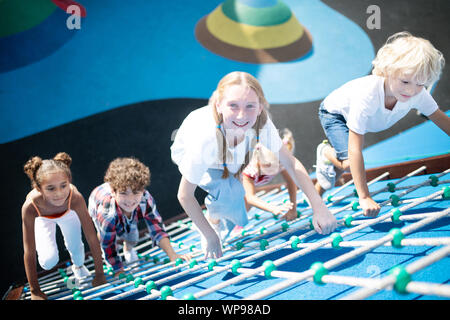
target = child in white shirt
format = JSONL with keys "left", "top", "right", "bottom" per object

{"left": 171, "top": 71, "right": 337, "bottom": 259}
{"left": 315, "top": 31, "right": 449, "bottom": 217}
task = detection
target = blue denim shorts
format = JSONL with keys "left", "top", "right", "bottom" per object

{"left": 318, "top": 102, "right": 349, "bottom": 160}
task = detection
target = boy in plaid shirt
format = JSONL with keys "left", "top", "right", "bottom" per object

{"left": 88, "top": 157, "right": 188, "bottom": 275}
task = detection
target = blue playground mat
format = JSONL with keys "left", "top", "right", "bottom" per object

{"left": 363, "top": 110, "right": 450, "bottom": 168}
{"left": 0, "top": 0, "right": 374, "bottom": 143}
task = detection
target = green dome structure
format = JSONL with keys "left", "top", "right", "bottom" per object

{"left": 195, "top": 0, "right": 312, "bottom": 63}
{"left": 0, "top": 0, "right": 57, "bottom": 38}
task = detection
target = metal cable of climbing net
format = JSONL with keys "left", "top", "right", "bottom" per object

{"left": 136, "top": 168, "right": 449, "bottom": 300}
{"left": 30, "top": 170, "right": 450, "bottom": 300}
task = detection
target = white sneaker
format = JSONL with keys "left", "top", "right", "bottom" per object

{"left": 123, "top": 247, "right": 139, "bottom": 263}
{"left": 71, "top": 264, "right": 90, "bottom": 279}
{"left": 315, "top": 140, "right": 336, "bottom": 190}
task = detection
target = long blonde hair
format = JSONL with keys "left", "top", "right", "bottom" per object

{"left": 209, "top": 71, "right": 269, "bottom": 179}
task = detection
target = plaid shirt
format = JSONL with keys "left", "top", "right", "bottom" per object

{"left": 88, "top": 183, "right": 168, "bottom": 271}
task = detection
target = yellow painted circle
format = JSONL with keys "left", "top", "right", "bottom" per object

{"left": 206, "top": 5, "right": 304, "bottom": 49}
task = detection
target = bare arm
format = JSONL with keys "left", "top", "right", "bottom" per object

{"left": 158, "top": 236, "right": 190, "bottom": 262}
{"left": 243, "top": 175, "right": 286, "bottom": 214}
{"left": 177, "top": 177, "right": 222, "bottom": 258}
{"left": 21, "top": 203, "right": 46, "bottom": 299}
{"left": 428, "top": 109, "right": 450, "bottom": 135}
{"left": 278, "top": 145, "right": 337, "bottom": 234}
{"left": 348, "top": 130, "right": 369, "bottom": 198}
{"left": 280, "top": 169, "right": 298, "bottom": 221}
{"left": 348, "top": 130, "right": 380, "bottom": 217}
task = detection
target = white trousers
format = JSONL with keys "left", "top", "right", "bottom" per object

{"left": 34, "top": 210, "right": 85, "bottom": 270}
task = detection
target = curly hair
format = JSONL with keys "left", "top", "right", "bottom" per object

{"left": 23, "top": 152, "right": 72, "bottom": 189}
{"left": 104, "top": 157, "right": 150, "bottom": 192}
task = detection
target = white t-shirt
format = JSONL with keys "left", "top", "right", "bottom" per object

{"left": 171, "top": 105, "right": 283, "bottom": 185}
{"left": 322, "top": 75, "right": 439, "bottom": 135}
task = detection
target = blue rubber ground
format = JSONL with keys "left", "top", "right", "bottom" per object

{"left": 0, "top": 0, "right": 374, "bottom": 143}
{"left": 363, "top": 110, "right": 450, "bottom": 168}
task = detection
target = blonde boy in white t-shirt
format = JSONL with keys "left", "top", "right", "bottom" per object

{"left": 315, "top": 31, "right": 450, "bottom": 217}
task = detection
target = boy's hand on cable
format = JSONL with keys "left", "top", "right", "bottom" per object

{"left": 114, "top": 268, "right": 125, "bottom": 279}
{"left": 312, "top": 205, "right": 337, "bottom": 235}
{"left": 171, "top": 252, "right": 192, "bottom": 262}
{"left": 359, "top": 197, "right": 380, "bottom": 217}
